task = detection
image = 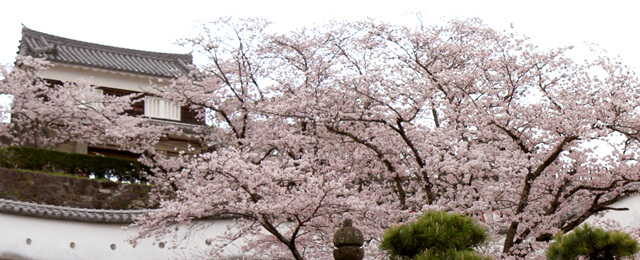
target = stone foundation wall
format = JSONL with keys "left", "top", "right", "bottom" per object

{"left": 0, "top": 168, "right": 156, "bottom": 209}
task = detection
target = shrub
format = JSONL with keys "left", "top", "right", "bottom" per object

{"left": 380, "top": 210, "right": 491, "bottom": 260}
{"left": 0, "top": 146, "right": 149, "bottom": 182}
{"left": 547, "top": 224, "right": 639, "bottom": 260}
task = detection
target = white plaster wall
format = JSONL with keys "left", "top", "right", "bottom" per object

{"left": 591, "top": 195, "right": 640, "bottom": 227}
{"left": 0, "top": 213, "right": 243, "bottom": 260}
{"left": 2, "top": 195, "right": 637, "bottom": 260}
{"left": 39, "top": 63, "right": 169, "bottom": 93}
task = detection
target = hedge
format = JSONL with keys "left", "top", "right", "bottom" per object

{"left": 0, "top": 146, "right": 149, "bottom": 182}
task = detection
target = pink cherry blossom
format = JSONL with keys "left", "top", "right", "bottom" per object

{"left": 114, "top": 18, "right": 640, "bottom": 258}
{"left": 0, "top": 56, "right": 167, "bottom": 152}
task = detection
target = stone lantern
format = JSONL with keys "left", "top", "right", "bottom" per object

{"left": 333, "top": 219, "right": 364, "bottom": 260}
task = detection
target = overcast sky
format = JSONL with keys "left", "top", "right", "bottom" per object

{"left": 1, "top": 0, "right": 639, "bottom": 71}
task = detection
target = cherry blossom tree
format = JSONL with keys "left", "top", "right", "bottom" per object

{"left": 0, "top": 57, "right": 163, "bottom": 151}
{"left": 134, "top": 17, "right": 640, "bottom": 258}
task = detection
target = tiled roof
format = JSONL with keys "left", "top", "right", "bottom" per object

{"left": 20, "top": 27, "right": 193, "bottom": 78}
{"left": 0, "top": 198, "right": 150, "bottom": 224}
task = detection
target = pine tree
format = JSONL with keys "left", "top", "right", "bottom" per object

{"left": 380, "top": 211, "right": 491, "bottom": 260}
{"left": 547, "top": 224, "right": 639, "bottom": 260}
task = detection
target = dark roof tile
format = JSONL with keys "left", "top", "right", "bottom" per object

{"left": 0, "top": 198, "right": 150, "bottom": 224}
{"left": 20, "top": 27, "right": 193, "bottom": 78}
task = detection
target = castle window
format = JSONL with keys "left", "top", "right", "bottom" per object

{"left": 144, "top": 96, "right": 181, "bottom": 121}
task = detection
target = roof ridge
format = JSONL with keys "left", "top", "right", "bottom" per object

{"left": 21, "top": 27, "right": 192, "bottom": 63}
{"left": 20, "top": 27, "right": 193, "bottom": 78}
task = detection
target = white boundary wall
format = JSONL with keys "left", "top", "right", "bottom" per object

{"left": 0, "top": 213, "right": 243, "bottom": 260}
{"left": 2, "top": 196, "right": 639, "bottom": 259}
{"left": 591, "top": 195, "right": 640, "bottom": 227}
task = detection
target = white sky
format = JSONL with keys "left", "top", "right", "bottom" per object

{"left": 1, "top": 0, "right": 639, "bottom": 71}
